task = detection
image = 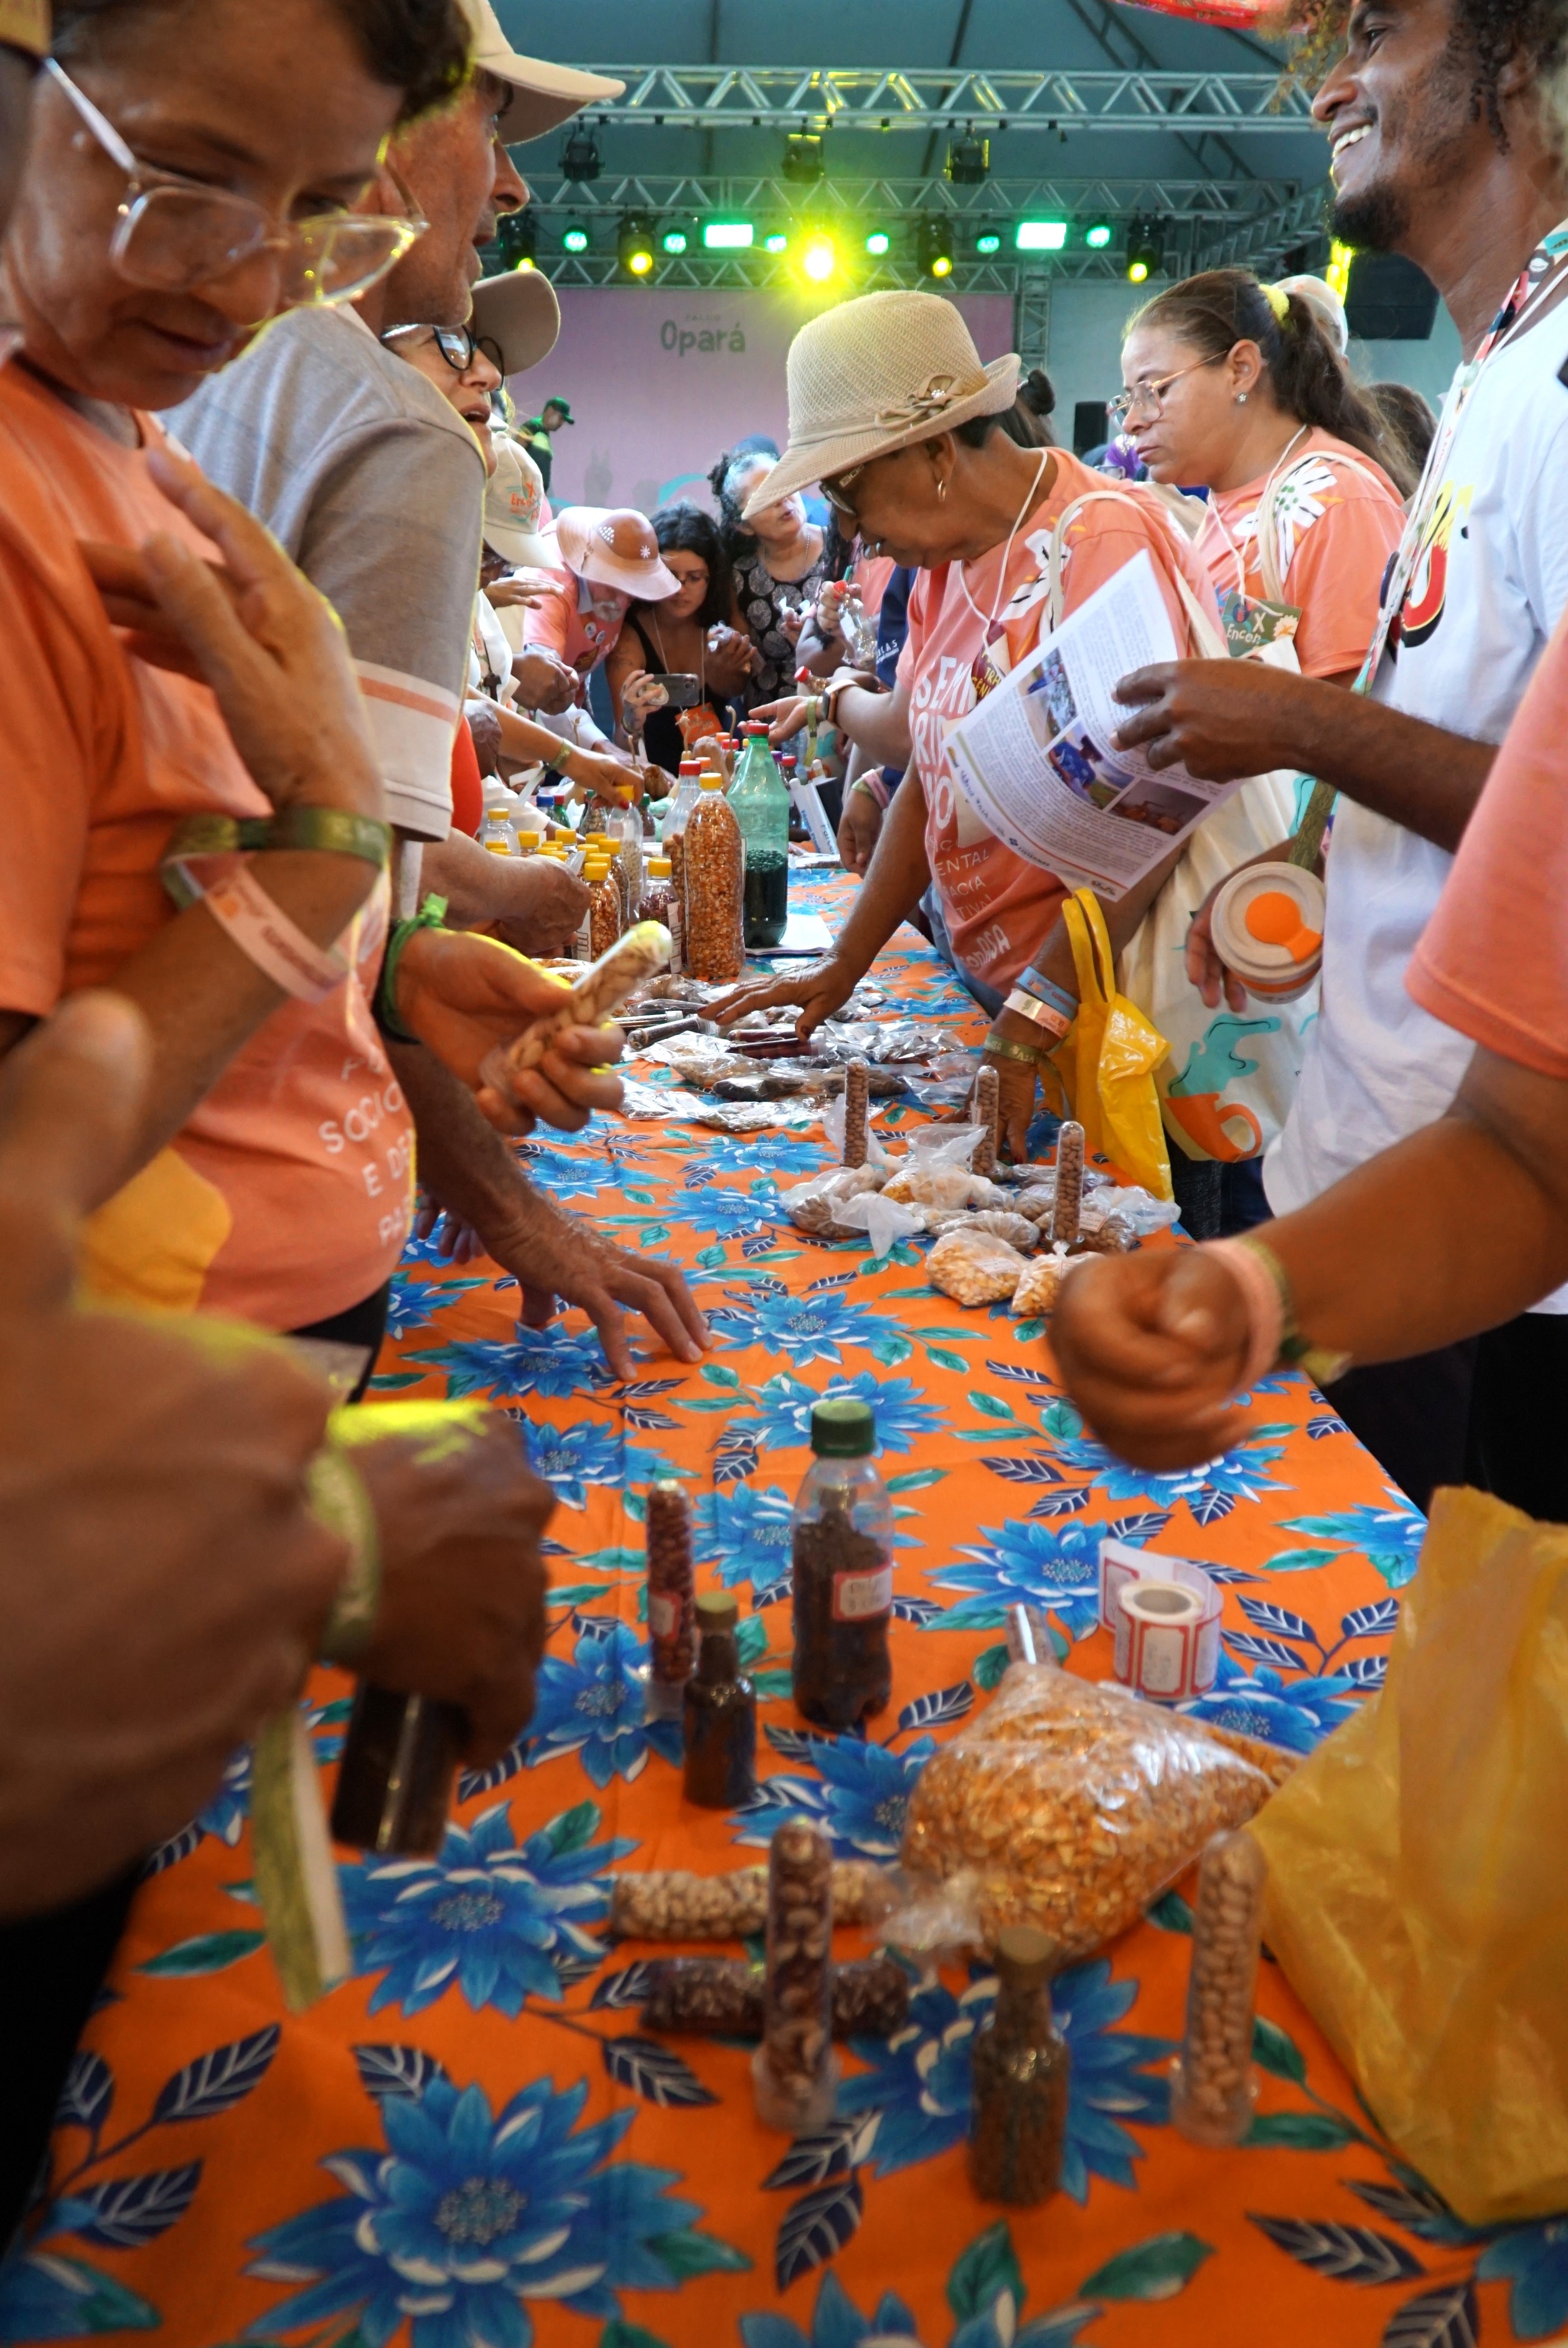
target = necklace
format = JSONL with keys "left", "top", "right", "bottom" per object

{"left": 1208, "top": 421, "right": 1309, "bottom": 598}
{"left": 957, "top": 449, "right": 1051, "bottom": 688}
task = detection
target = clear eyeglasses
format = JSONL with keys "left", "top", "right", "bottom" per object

{"left": 1107, "top": 355, "right": 1223, "bottom": 430}
{"left": 47, "top": 58, "right": 427, "bottom": 310}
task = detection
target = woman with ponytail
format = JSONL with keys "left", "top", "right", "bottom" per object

{"left": 1116, "top": 268, "right": 1404, "bottom": 683}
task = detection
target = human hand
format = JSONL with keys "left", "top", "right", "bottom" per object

{"left": 0, "top": 993, "right": 347, "bottom": 1917}
{"left": 750, "top": 693, "right": 812, "bottom": 748}
{"left": 487, "top": 575, "right": 563, "bottom": 611}
{"left": 711, "top": 954, "right": 858, "bottom": 1043}
{"left": 411, "top": 1193, "right": 488, "bottom": 1264}
{"left": 814, "top": 579, "right": 848, "bottom": 640}
{"left": 706, "top": 624, "right": 758, "bottom": 693}
{"left": 81, "top": 441, "right": 382, "bottom": 819}
{"left": 1111, "top": 658, "right": 1308, "bottom": 783}
{"left": 837, "top": 781, "right": 883, "bottom": 875}
{"left": 1051, "top": 1249, "right": 1254, "bottom": 1469}
{"left": 467, "top": 702, "right": 503, "bottom": 777}
{"left": 778, "top": 604, "right": 805, "bottom": 647}
{"left": 510, "top": 647, "right": 578, "bottom": 713}
{"left": 1184, "top": 840, "right": 1302, "bottom": 1012}
{"left": 486, "top": 855, "right": 593, "bottom": 959}
{"left": 393, "top": 927, "right": 625, "bottom": 1137}
{"left": 567, "top": 746, "right": 639, "bottom": 805}
{"left": 984, "top": 1015, "right": 1051, "bottom": 1160}
{"left": 619, "top": 669, "right": 670, "bottom": 731}
{"left": 500, "top": 1200, "right": 711, "bottom": 1381}
{"left": 342, "top": 1410, "right": 552, "bottom": 1765}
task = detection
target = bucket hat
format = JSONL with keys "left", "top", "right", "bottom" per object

{"left": 555, "top": 507, "right": 681, "bottom": 599}
{"left": 748, "top": 289, "right": 1020, "bottom": 514}
{"left": 484, "top": 438, "right": 553, "bottom": 567}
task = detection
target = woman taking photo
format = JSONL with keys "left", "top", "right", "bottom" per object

{"left": 715, "top": 289, "right": 1218, "bottom": 1036}
{"left": 711, "top": 444, "right": 832, "bottom": 702}
{"left": 605, "top": 500, "right": 757, "bottom": 770}
{"left": 977, "top": 270, "right": 1407, "bottom": 1192}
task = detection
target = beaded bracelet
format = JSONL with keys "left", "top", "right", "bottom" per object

{"left": 375, "top": 893, "right": 449, "bottom": 1044}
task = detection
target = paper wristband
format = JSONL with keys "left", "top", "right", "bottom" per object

{"left": 201, "top": 862, "right": 350, "bottom": 1000}
{"left": 1203, "top": 1236, "right": 1286, "bottom": 1394}
{"left": 1005, "top": 988, "right": 1072, "bottom": 1040}
{"left": 310, "top": 1445, "right": 382, "bottom": 1666}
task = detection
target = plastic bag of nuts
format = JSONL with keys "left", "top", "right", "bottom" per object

{"left": 928, "top": 1228, "right": 1030, "bottom": 1305}
{"left": 899, "top": 1665, "right": 1277, "bottom": 1963}
{"left": 925, "top": 1208, "right": 1040, "bottom": 1250}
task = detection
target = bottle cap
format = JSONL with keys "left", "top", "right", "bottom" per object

{"left": 743, "top": 721, "right": 768, "bottom": 736}
{"left": 992, "top": 1925, "right": 1057, "bottom": 1986}
{"left": 647, "top": 856, "right": 672, "bottom": 876}
{"left": 699, "top": 773, "right": 725, "bottom": 791}
{"left": 695, "top": 1591, "right": 739, "bottom": 1632}
{"left": 809, "top": 1396, "right": 875, "bottom": 1457}
{"left": 484, "top": 839, "right": 511, "bottom": 855}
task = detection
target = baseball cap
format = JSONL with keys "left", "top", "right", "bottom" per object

{"left": 471, "top": 269, "right": 560, "bottom": 376}
{"left": 541, "top": 397, "right": 575, "bottom": 424}
{"left": 458, "top": 0, "right": 623, "bottom": 143}
{"left": 0, "top": 0, "right": 48, "bottom": 53}
{"left": 484, "top": 437, "right": 554, "bottom": 566}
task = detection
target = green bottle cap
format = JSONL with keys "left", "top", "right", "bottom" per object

{"left": 809, "top": 1396, "right": 875, "bottom": 1457}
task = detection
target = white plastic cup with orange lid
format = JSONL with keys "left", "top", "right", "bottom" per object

{"left": 1208, "top": 863, "right": 1326, "bottom": 1003}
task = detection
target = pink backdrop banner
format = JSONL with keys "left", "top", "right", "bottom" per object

{"left": 512, "top": 286, "right": 1017, "bottom": 517}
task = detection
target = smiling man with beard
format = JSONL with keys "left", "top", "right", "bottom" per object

{"left": 1105, "top": 0, "right": 1568, "bottom": 1518}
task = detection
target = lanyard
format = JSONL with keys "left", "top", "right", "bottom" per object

{"left": 1205, "top": 422, "right": 1310, "bottom": 599}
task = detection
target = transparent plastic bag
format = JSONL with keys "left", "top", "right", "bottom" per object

{"left": 1252, "top": 1488, "right": 1568, "bottom": 2224}
{"left": 899, "top": 1663, "right": 1277, "bottom": 1961}
{"left": 927, "top": 1227, "right": 1029, "bottom": 1303}
{"left": 780, "top": 1164, "right": 885, "bottom": 1234}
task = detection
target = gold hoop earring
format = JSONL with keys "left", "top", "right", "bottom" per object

{"left": 936, "top": 477, "right": 947, "bottom": 500}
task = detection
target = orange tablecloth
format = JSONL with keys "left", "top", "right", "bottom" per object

{"left": 1, "top": 881, "right": 1553, "bottom": 2348}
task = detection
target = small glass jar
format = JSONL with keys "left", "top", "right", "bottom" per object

{"left": 791, "top": 1397, "right": 894, "bottom": 1732}
{"left": 1171, "top": 1829, "right": 1266, "bottom": 2147}
{"left": 751, "top": 1818, "right": 837, "bottom": 2133}
{"left": 682, "top": 1592, "right": 757, "bottom": 1808}
{"left": 645, "top": 1479, "right": 696, "bottom": 1721}
{"left": 968, "top": 1925, "right": 1070, "bottom": 2205}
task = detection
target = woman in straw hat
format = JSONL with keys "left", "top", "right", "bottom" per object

{"left": 713, "top": 290, "right": 1220, "bottom": 1115}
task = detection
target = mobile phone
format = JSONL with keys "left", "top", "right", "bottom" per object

{"left": 646, "top": 672, "right": 703, "bottom": 707}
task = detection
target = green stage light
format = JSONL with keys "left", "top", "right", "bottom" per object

{"left": 1015, "top": 219, "right": 1068, "bottom": 252}
{"left": 865, "top": 230, "right": 890, "bottom": 256}
{"left": 975, "top": 230, "right": 1002, "bottom": 255}
{"left": 1086, "top": 220, "right": 1113, "bottom": 250}
{"left": 561, "top": 224, "right": 589, "bottom": 254}
{"left": 703, "top": 219, "right": 754, "bottom": 250}
{"left": 764, "top": 230, "right": 788, "bottom": 253}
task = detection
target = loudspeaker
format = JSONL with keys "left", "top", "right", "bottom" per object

{"left": 1345, "top": 251, "right": 1440, "bottom": 341}
{"left": 1074, "top": 399, "right": 1110, "bottom": 454}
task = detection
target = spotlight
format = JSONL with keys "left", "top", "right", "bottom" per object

{"left": 865, "top": 229, "right": 891, "bottom": 256}
{"left": 918, "top": 218, "right": 954, "bottom": 279}
{"left": 1015, "top": 219, "right": 1068, "bottom": 253}
{"left": 1085, "top": 219, "right": 1114, "bottom": 250}
{"left": 662, "top": 227, "right": 688, "bottom": 254}
{"left": 561, "top": 128, "right": 601, "bottom": 184}
{"left": 782, "top": 133, "right": 825, "bottom": 184}
{"left": 975, "top": 229, "right": 1002, "bottom": 256}
{"left": 561, "top": 223, "right": 589, "bottom": 255}
{"left": 801, "top": 231, "right": 837, "bottom": 283}
{"left": 1326, "top": 239, "right": 1354, "bottom": 301}
{"left": 617, "top": 214, "right": 656, "bottom": 278}
{"left": 764, "top": 230, "right": 789, "bottom": 254}
{"left": 946, "top": 133, "right": 990, "bottom": 185}
{"left": 495, "top": 209, "right": 537, "bottom": 271}
{"left": 702, "top": 219, "right": 754, "bottom": 250}
{"left": 1127, "top": 215, "right": 1164, "bottom": 283}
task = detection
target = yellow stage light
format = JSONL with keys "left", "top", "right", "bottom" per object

{"left": 802, "top": 234, "right": 836, "bottom": 283}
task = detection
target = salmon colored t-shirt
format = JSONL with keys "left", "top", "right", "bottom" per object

{"left": 0, "top": 367, "right": 415, "bottom": 1330}
{"left": 1409, "top": 608, "right": 1568, "bottom": 1079}
{"left": 1200, "top": 428, "right": 1404, "bottom": 680}
{"left": 850, "top": 550, "right": 898, "bottom": 622}
{"left": 520, "top": 522, "right": 631, "bottom": 677}
{"left": 897, "top": 449, "right": 1222, "bottom": 993}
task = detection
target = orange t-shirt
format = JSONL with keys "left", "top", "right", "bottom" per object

{"left": 1200, "top": 428, "right": 1404, "bottom": 680}
{"left": 898, "top": 451, "right": 1221, "bottom": 992}
{"left": 1409, "top": 606, "right": 1568, "bottom": 1079}
{"left": 0, "top": 367, "right": 415, "bottom": 1330}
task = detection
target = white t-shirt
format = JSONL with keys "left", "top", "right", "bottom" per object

{"left": 1265, "top": 291, "right": 1568, "bottom": 1309}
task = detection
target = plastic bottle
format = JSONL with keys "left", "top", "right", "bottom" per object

{"left": 588, "top": 861, "right": 622, "bottom": 958}
{"left": 644, "top": 1480, "right": 696, "bottom": 1722}
{"left": 612, "top": 803, "right": 644, "bottom": 924}
{"left": 331, "top": 1687, "right": 466, "bottom": 1857}
{"left": 637, "top": 855, "right": 682, "bottom": 972}
{"left": 968, "top": 1927, "right": 1070, "bottom": 2205}
{"left": 682, "top": 1592, "right": 757, "bottom": 1808}
{"left": 1171, "top": 1830, "right": 1266, "bottom": 2147}
{"left": 479, "top": 804, "right": 515, "bottom": 858}
{"left": 752, "top": 1818, "right": 837, "bottom": 2133}
{"left": 682, "top": 773, "right": 744, "bottom": 982}
{"left": 791, "top": 1396, "right": 893, "bottom": 1731}
{"left": 662, "top": 762, "right": 704, "bottom": 972}
{"left": 729, "top": 721, "right": 791, "bottom": 951}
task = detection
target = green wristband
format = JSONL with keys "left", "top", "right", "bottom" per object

{"left": 984, "top": 1030, "right": 1053, "bottom": 1069}
{"left": 375, "top": 893, "right": 449, "bottom": 1045}
{"left": 161, "top": 807, "right": 391, "bottom": 910}
{"left": 309, "top": 1445, "right": 382, "bottom": 1665}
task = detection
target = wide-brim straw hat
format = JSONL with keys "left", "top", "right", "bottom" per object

{"left": 748, "top": 290, "right": 1021, "bottom": 514}
{"left": 554, "top": 506, "right": 682, "bottom": 599}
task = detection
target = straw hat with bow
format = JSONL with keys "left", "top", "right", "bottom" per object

{"left": 746, "top": 291, "right": 1021, "bottom": 515}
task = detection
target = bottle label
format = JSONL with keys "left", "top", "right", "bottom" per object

{"left": 833, "top": 1564, "right": 893, "bottom": 1622}
{"left": 649, "top": 1590, "right": 680, "bottom": 1640}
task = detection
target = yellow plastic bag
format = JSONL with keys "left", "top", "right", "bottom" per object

{"left": 1252, "top": 1486, "right": 1568, "bottom": 2223}
{"left": 1046, "top": 888, "right": 1173, "bottom": 1201}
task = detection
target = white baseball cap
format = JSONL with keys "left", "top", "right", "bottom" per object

{"left": 459, "top": 0, "right": 623, "bottom": 143}
{"left": 484, "top": 436, "right": 554, "bottom": 566}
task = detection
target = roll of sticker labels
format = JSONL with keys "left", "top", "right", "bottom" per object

{"left": 1114, "top": 1580, "right": 1219, "bottom": 1704}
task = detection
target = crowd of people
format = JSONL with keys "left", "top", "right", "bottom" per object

{"left": 1, "top": 0, "right": 1566, "bottom": 2266}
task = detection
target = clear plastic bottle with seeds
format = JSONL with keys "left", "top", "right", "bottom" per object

{"left": 968, "top": 1925, "right": 1070, "bottom": 2204}
{"left": 752, "top": 1818, "right": 837, "bottom": 2133}
{"left": 1171, "top": 1829, "right": 1266, "bottom": 2147}
{"left": 683, "top": 772, "right": 745, "bottom": 982}
{"left": 644, "top": 1480, "right": 696, "bottom": 1721}
{"left": 791, "top": 1396, "right": 893, "bottom": 1732}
